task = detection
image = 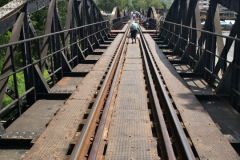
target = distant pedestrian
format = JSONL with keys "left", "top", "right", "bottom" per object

{"left": 129, "top": 22, "right": 139, "bottom": 44}
{"left": 145, "top": 18, "right": 150, "bottom": 29}
{"left": 133, "top": 13, "right": 136, "bottom": 20}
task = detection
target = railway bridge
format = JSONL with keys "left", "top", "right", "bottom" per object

{"left": 0, "top": 0, "right": 239, "bottom": 159}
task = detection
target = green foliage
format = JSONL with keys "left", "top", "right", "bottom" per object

{"left": 30, "top": 7, "right": 48, "bottom": 35}
{"left": 2, "top": 71, "right": 26, "bottom": 109}
{"left": 0, "top": 31, "right": 11, "bottom": 60}
{"left": 95, "top": 0, "right": 170, "bottom": 13}
{"left": 57, "top": 1, "right": 68, "bottom": 28}
{"left": 0, "top": 0, "right": 10, "bottom": 7}
{"left": 160, "top": 0, "right": 174, "bottom": 7}
{"left": 95, "top": 0, "right": 118, "bottom": 13}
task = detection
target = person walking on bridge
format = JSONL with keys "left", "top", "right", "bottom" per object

{"left": 130, "top": 22, "right": 139, "bottom": 44}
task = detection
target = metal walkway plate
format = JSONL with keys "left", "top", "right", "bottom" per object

{"left": 166, "top": 55, "right": 180, "bottom": 60}
{"left": 173, "top": 64, "right": 193, "bottom": 73}
{"left": 105, "top": 139, "right": 158, "bottom": 160}
{"left": 23, "top": 32, "right": 125, "bottom": 160}
{"left": 50, "top": 77, "right": 84, "bottom": 93}
{"left": 72, "top": 64, "right": 94, "bottom": 72}
{"left": 183, "top": 77, "right": 215, "bottom": 95}
{"left": 94, "top": 49, "right": 106, "bottom": 53}
{"left": 108, "top": 119, "right": 153, "bottom": 139}
{"left": 23, "top": 100, "right": 88, "bottom": 160}
{"left": 125, "top": 59, "right": 142, "bottom": 64}
{"left": 125, "top": 43, "right": 142, "bottom": 59}
{"left": 0, "top": 149, "right": 28, "bottom": 160}
{"left": 105, "top": 42, "right": 159, "bottom": 159}
{"left": 70, "top": 71, "right": 105, "bottom": 101}
{"left": 200, "top": 97, "right": 240, "bottom": 135}
{"left": 144, "top": 33, "right": 239, "bottom": 159}
{"left": 85, "top": 55, "right": 102, "bottom": 60}
{"left": 123, "top": 63, "right": 143, "bottom": 71}
{"left": 5, "top": 100, "right": 64, "bottom": 136}
{"left": 102, "top": 34, "right": 123, "bottom": 56}
{"left": 92, "top": 56, "right": 112, "bottom": 71}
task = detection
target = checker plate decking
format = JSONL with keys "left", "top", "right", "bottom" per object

{"left": 183, "top": 77, "right": 215, "bottom": 95}
{"left": 5, "top": 100, "right": 64, "bottom": 134}
{"left": 85, "top": 55, "right": 102, "bottom": 60}
{"left": 105, "top": 42, "right": 159, "bottom": 159}
{"left": 144, "top": 33, "right": 239, "bottom": 159}
{"left": 22, "top": 32, "right": 124, "bottom": 160}
{"left": 50, "top": 77, "right": 84, "bottom": 93}
{"left": 173, "top": 64, "right": 193, "bottom": 73}
{"left": 72, "top": 64, "right": 94, "bottom": 72}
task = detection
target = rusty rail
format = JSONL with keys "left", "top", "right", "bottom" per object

{"left": 69, "top": 20, "right": 131, "bottom": 160}
{"left": 139, "top": 28, "right": 196, "bottom": 160}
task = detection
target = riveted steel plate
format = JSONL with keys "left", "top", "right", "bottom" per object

{"left": 105, "top": 139, "right": 159, "bottom": 160}
{"left": 144, "top": 33, "right": 239, "bottom": 159}
{"left": 6, "top": 100, "right": 64, "bottom": 133}
{"left": 72, "top": 64, "right": 94, "bottom": 72}
{"left": 50, "top": 77, "right": 84, "bottom": 93}
{"left": 173, "top": 64, "right": 193, "bottom": 73}
{"left": 0, "top": 0, "right": 27, "bottom": 19}
{"left": 23, "top": 100, "right": 88, "bottom": 160}
{"left": 0, "top": 149, "right": 28, "bottom": 160}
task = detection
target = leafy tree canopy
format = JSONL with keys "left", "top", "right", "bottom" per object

{"left": 96, "top": 0, "right": 171, "bottom": 13}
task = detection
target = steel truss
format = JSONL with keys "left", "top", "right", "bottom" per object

{"left": 0, "top": 1, "right": 126, "bottom": 124}
{"left": 148, "top": 0, "right": 240, "bottom": 111}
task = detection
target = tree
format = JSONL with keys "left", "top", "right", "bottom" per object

{"left": 132, "top": 0, "right": 146, "bottom": 11}
{"left": 0, "top": 0, "right": 10, "bottom": 7}
{"left": 96, "top": 0, "right": 118, "bottom": 13}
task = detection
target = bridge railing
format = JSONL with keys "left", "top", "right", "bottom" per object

{"left": 111, "top": 16, "right": 129, "bottom": 30}
{"left": 158, "top": 20, "right": 240, "bottom": 111}
{"left": 0, "top": 20, "right": 110, "bottom": 121}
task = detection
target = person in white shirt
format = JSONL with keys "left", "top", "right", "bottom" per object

{"left": 133, "top": 13, "right": 136, "bottom": 20}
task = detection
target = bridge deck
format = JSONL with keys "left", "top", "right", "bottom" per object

{"left": 0, "top": 20, "right": 239, "bottom": 159}
{"left": 105, "top": 41, "right": 159, "bottom": 159}
{"left": 22, "top": 34, "right": 124, "bottom": 160}
{"left": 144, "top": 33, "right": 239, "bottom": 159}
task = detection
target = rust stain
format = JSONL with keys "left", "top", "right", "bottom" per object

{"left": 57, "top": 77, "right": 70, "bottom": 86}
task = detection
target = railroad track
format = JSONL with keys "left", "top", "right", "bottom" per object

{"left": 68, "top": 21, "right": 198, "bottom": 160}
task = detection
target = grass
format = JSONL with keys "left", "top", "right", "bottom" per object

{"left": 2, "top": 69, "right": 50, "bottom": 109}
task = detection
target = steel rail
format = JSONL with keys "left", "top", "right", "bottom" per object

{"left": 88, "top": 21, "right": 130, "bottom": 160}
{"left": 139, "top": 32, "right": 176, "bottom": 160}
{"left": 140, "top": 28, "right": 196, "bottom": 160}
{"left": 69, "top": 21, "right": 130, "bottom": 160}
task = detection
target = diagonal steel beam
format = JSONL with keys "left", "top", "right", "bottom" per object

{"left": 0, "top": 13, "right": 25, "bottom": 109}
